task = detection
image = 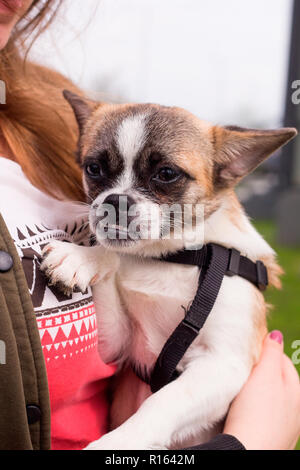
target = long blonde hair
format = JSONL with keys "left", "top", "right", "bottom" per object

{"left": 0, "top": 0, "right": 85, "bottom": 200}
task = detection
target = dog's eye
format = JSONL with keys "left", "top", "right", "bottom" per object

{"left": 85, "top": 163, "right": 103, "bottom": 178}
{"left": 153, "top": 167, "right": 180, "bottom": 183}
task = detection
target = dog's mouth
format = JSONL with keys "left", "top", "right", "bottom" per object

{"left": 95, "top": 222, "right": 141, "bottom": 247}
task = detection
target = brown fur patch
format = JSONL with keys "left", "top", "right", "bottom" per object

{"left": 250, "top": 289, "right": 268, "bottom": 364}
{"left": 260, "top": 254, "right": 283, "bottom": 290}
{"left": 226, "top": 191, "right": 248, "bottom": 232}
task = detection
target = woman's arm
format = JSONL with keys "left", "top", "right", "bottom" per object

{"left": 223, "top": 331, "right": 300, "bottom": 450}
{"left": 186, "top": 331, "right": 300, "bottom": 450}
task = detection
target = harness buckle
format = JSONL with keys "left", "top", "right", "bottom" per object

{"left": 226, "top": 248, "right": 241, "bottom": 277}
{"left": 256, "top": 260, "right": 268, "bottom": 291}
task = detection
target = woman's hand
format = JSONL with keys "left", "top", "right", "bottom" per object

{"left": 224, "top": 331, "right": 300, "bottom": 450}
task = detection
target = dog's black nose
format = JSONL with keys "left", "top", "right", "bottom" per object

{"left": 103, "top": 194, "right": 135, "bottom": 212}
{"left": 103, "top": 194, "right": 136, "bottom": 226}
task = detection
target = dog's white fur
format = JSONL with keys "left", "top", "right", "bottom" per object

{"left": 116, "top": 114, "right": 147, "bottom": 163}
{"left": 42, "top": 191, "right": 271, "bottom": 450}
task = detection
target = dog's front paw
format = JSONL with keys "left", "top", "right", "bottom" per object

{"left": 41, "top": 241, "right": 117, "bottom": 294}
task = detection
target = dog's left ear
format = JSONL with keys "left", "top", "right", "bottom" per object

{"left": 213, "top": 125, "right": 298, "bottom": 189}
{"left": 63, "top": 90, "right": 95, "bottom": 133}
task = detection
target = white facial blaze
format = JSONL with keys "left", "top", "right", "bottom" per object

{"left": 115, "top": 113, "right": 148, "bottom": 191}
{"left": 116, "top": 113, "right": 148, "bottom": 163}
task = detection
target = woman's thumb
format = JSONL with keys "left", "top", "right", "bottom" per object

{"left": 261, "top": 330, "right": 284, "bottom": 368}
{"left": 268, "top": 330, "right": 284, "bottom": 346}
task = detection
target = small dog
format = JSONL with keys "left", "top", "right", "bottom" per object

{"left": 42, "top": 91, "right": 297, "bottom": 450}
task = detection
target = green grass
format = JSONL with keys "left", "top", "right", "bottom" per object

{"left": 254, "top": 221, "right": 300, "bottom": 450}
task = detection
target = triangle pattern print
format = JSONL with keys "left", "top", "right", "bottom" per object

{"left": 38, "top": 303, "right": 98, "bottom": 362}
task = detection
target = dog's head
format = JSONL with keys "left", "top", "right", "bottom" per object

{"left": 64, "top": 90, "right": 297, "bottom": 254}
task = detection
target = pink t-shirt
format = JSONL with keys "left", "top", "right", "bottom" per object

{"left": 0, "top": 157, "right": 116, "bottom": 450}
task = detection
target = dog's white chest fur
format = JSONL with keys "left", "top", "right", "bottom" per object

{"left": 95, "top": 253, "right": 256, "bottom": 371}
{"left": 116, "top": 258, "right": 199, "bottom": 364}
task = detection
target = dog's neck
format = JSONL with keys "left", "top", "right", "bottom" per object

{"left": 203, "top": 192, "right": 274, "bottom": 261}
{"left": 119, "top": 191, "right": 274, "bottom": 261}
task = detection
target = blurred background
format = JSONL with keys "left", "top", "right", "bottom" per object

{"left": 30, "top": 0, "right": 300, "bottom": 422}
{"left": 31, "top": 0, "right": 292, "bottom": 125}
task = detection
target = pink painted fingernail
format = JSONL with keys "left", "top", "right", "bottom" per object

{"left": 269, "top": 330, "right": 283, "bottom": 344}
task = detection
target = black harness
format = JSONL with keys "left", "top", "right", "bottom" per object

{"left": 134, "top": 243, "right": 268, "bottom": 394}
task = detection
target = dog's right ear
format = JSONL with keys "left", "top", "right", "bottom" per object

{"left": 63, "top": 90, "right": 93, "bottom": 133}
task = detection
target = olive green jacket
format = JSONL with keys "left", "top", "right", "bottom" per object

{"left": 0, "top": 214, "right": 51, "bottom": 450}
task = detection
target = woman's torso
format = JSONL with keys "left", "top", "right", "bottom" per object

{"left": 0, "top": 156, "right": 116, "bottom": 450}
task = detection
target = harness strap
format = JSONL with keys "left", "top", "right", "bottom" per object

{"left": 163, "top": 246, "right": 268, "bottom": 292}
{"left": 133, "top": 243, "right": 269, "bottom": 393}
{"left": 150, "top": 244, "right": 230, "bottom": 393}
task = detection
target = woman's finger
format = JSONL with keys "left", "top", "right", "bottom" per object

{"left": 282, "top": 353, "right": 300, "bottom": 385}
{"left": 257, "top": 331, "right": 284, "bottom": 375}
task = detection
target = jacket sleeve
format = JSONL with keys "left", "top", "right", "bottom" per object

{"left": 185, "top": 434, "right": 246, "bottom": 450}
{"left": 0, "top": 214, "right": 51, "bottom": 450}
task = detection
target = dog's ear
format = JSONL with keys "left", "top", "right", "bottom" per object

{"left": 63, "top": 90, "right": 94, "bottom": 132}
{"left": 212, "top": 125, "right": 297, "bottom": 189}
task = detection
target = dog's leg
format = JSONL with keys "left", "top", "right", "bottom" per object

{"left": 92, "top": 278, "right": 132, "bottom": 365}
{"left": 40, "top": 241, "right": 120, "bottom": 294}
{"left": 84, "top": 349, "right": 251, "bottom": 450}
{"left": 41, "top": 241, "right": 132, "bottom": 364}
